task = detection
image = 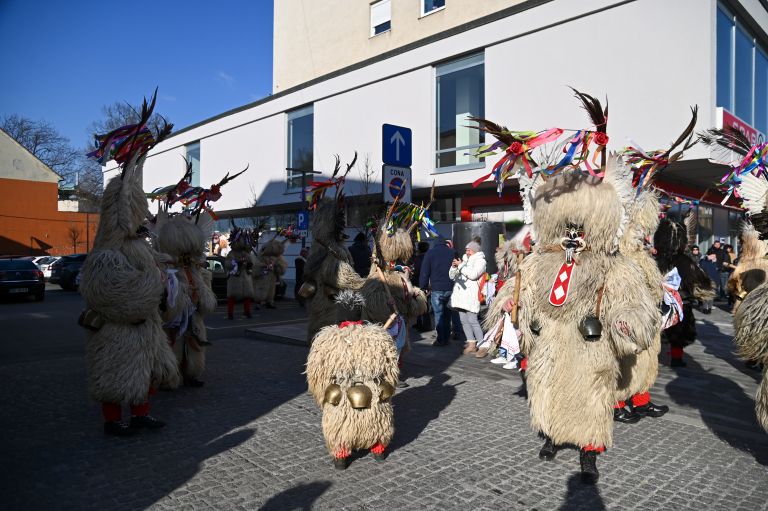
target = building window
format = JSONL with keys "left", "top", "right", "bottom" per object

{"left": 371, "top": 0, "right": 391, "bottom": 36}
{"left": 435, "top": 53, "right": 484, "bottom": 171}
{"left": 716, "top": 4, "right": 768, "bottom": 133}
{"left": 422, "top": 0, "right": 446, "bottom": 16}
{"left": 286, "top": 105, "right": 314, "bottom": 192}
{"left": 185, "top": 142, "right": 200, "bottom": 187}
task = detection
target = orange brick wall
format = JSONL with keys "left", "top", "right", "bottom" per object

{"left": 0, "top": 178, "right": 100, "bottom": 256}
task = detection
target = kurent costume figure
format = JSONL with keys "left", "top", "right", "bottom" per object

{"left": 253, "top": 238, "right": 288, "bottom": 309}
{"left": 653, "top": 217, "right": 714, "bottom": 367}
{"left": 301, "top": 155, "right": 366, "bottom": 343}
{"left": 475, "top": 92, "right": 660, "bottom": 483}
{"left": 306, "top": 321, "right": 399, "bottom": 470}
{"left": 156, "top": 211, "right": 218, "bottom": 387}
{"left": 79, "top": 94, "right": 180, "bottom": 436}
{"left": 701, "top": 129, "right": 768, "bottom": 431}
{"left": 225, "top": 226, "right": 257, "bottom": 319}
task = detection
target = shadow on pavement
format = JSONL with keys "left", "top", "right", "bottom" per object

{"left": 259, "top": 481, "right": 332, "bottom": 511}
{"left": 665, "top": 356, "right": 768, "bottom": 466}
{"left": 558, "top": 473, "right": 606, "bottom": 510}
{"left": 696, "top": 315, "right": 762, "bottom": 383}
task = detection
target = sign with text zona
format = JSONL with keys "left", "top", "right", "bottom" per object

{"left": 382, "top": 165, "right": 412, "bottom": 204}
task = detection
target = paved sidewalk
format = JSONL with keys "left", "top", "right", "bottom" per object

{"left": 1, "top": 298, "right": 767, "bottom": 510}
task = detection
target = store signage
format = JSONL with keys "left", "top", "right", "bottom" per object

{"left": 718, "top": 107, "right": 765, "bottom": 146}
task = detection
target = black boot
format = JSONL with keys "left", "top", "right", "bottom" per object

{"left": 613, "top": 406, "right": 641, "bottom": 424}
{"left": 670, "top": 358, "right": 687, "bottom": 368}
{"left": 129, "top": 415, "right": 166, "bottom": 429}
{"left": 184, "top": 377, "right": 205, "bottom": 387}
{"left": 539, "top": 437, "right": 558, "bottom": 461}
{"left": 579, "top": 450, "right": 599, "bottom": 484}
{"left": 333, "top": 457, "right": 349, "bottom": 470}
{"left": 516, "top": 369, "right": 528, "bottom": 399}
{"left": 104, "top": 421, "right": 137, "bottom": 437}
{"left": 633, "top": 402, "right": 669, "bottom": 418}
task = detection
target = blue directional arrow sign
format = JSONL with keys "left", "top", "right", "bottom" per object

{"left": 382, "top": 124, "right": 412, "bottom": 167}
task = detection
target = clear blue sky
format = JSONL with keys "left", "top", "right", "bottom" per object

{"left": 0, "top": 0, "right": 273, "bottom": 148}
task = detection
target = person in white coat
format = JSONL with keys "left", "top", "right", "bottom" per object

{"left": 449, "top": 241, "right": 487, "bottom": 352}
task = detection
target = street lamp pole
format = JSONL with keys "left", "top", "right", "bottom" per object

{"left": 287, "top": 167, "right": 322, "bottom": 249}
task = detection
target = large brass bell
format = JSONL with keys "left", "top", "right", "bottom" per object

{"left": 323, "top": 383, "right": 342, "bottom": 406}
{"left": 530, "top": 319, "right": 542, "bottom": 336}
{"left": 379, "top": 381, "right": 395, "bottom": 402}
{"left": 578, "top": 315, "right": 603, "bottom": 341}
{"left": 298, "top": 282, "right": 316, "bottom": 299}
{"left": 346, "top": 382, "right": 373, "bottom": 409}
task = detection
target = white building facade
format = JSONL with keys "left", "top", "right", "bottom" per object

{"left": 105, "top": 0, "right": 768, "bottom": 261}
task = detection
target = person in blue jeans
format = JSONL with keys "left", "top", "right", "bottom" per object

{"left": 419, "top": 236, "right": 456, "bottom": 346}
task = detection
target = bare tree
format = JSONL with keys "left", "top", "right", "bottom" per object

{"left": 88, "top": 100, "right": 171, "bottom": 137}
{"left": 354, "top": 153, "right": 382, "bottom": 229}
{"left": 67, "top": 225, "right": 81, "bottom": 253}
{"left": 1, "top": 114, "right": 80, "bottom": 181}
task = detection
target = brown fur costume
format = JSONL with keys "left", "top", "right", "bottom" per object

{"left": 733, "top": 281, "right": 768, "bottom": 431}
{"left": 304, "top": 198, "right": 366, "bottom": 343}
{"left": 80, "top": 153, "right": 181, "bottom": 406}
{"left": 518, "top": 168, "right": 660, "bottom": 449}
{"left": 616, "top": 190, "right": 664, "bottom": 401}
{"left": 156, "top": 212, "right": 218, "bottom": 382}
{"left": 728, "top": 223, "right": 768, "bottom": 314}
{"left": 253, "top": 238, "right": 288, "bottom": 305}
{"left": 306, "top": 322, "right": 399, "bottom": 457}
{"left": 225, "top": 231, "right": 256, "bottom": 300}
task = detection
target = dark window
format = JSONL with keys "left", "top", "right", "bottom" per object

{"left": 287, "top": 105, "right": 314, "bottom": 191}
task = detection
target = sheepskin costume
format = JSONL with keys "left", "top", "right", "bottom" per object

{"left": 306, "top": 321, "right": 399, "bottom": 468}
{"left": 304, "top": 198, "right": 366, "bottom": 343}
{"left": 225, "top": 227, "right": 256, "bottom": 319}
{"left": 614, "top": 189, "right": 668, "bottom": 420}
{"left": 518, "top": 165, "right": 660, "bottom": 469}
{"left": 729, "top": 223, "right": 768, "bottom": 314}
{"left": 80, "top": 149, "right": 180, "bottom": 433}
{"left": 253, "top": 238, "right": 288, "bottom": 307}
{"left": 653, "top": 217, "right": 714, "bottom": 366}
{"left": 156, "top": 211, "right": 218, "bottom": 386}
{"left": 733, "top": 282, "right": 768, "bottom": 431}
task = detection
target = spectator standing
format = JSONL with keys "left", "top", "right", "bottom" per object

{"left": 349, "top": 232, "right": 372, "bottom": 277}
{"left": 419, "top": 236, "right": 455, "bottom": 346}
{"left": 724, "top": 244, "right": 737, "bottom": 306}
{"left": 218, "top": 237, "right": 231, "bottom": 257}
{"left": 706, "top": 239, "right": 729, "bottom": 300}
{"left": 449, "top": 241, "right": 487, "bottom": 353}
{"left": 695, "top": 246, "right": 717, "bottom": 314}
{"left": 295, "top": 247, "right": 308, "bottom": 307}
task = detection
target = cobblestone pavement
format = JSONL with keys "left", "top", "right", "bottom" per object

{"left": 1, "top": 290, "right": 767, "bottom": 510}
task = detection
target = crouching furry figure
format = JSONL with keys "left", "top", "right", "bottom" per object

{"left": 156, "top": 212, "right": 218, "bottom": 387}
{"left": 253, "top": 238, "right": 288, "bottom": 308}
{"left": 733, "top": 282, "right": 768, "bottom": 431}
{"left": 728, "top": 223, "right": 768, "bottom": 314}
{"left": 80, "top": 145, "right": 180, "bottom": 436}
{"left": 518, "top": 165, "right": 659, "bottom": 483}
{"left": 306, "top": 321, "right": 399, "bottom": 469}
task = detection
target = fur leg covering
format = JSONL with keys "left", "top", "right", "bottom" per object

{"left": 306, "top": 322, "right": 399, "bottom": 456}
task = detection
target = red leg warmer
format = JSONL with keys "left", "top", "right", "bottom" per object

{"left": 614, "top": 400, "right": 626, "bottom": 409}
{"left": 101, "top": 403, "right": 122, "bottom": 423}
{"left": 227, "top": 297, "right": 235, "bottom": 317}
{"left": 520, "top": 357, "right": 528, "bottom": 371}
{"left": 631, "top": 391, "right": 651, "bottom": 407}
{"left": 130, "top": 401, "right": 150, "bottom": 417}
{"left": 370, "top": 443, "right": 386, "bottom": 455}
{"left": 334, "top": 448, "right": 351, "bottom": 459}
{"left": 671, "top": 346, "right": 684, "bottom": 360}
{"left": 583, "top": 444, "right": 605, "bottom": 453}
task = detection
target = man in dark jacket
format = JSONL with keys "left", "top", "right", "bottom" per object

{"left": 707, "top": 239, "right": 728, "bottom": 299}
{"left": 695, "top": 246, "right": 717, "bottom": 314}
{"left": 419, "top": 236, "right": 455, "bottom": 346}
{"left": 349, "top": 232, "right": 372, "bottom": 277}
{"left": 295, "top": 248, "right": 308, "bottom": 307}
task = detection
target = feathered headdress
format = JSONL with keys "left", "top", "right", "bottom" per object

{"left": 306, "top": 152, "right": 357, "bottom": 210}
{"left": 87, "top": 88, "right": 173, "bottom": 176}
{"left": 699, "top": 126, "right": 768, "bottom": 204}
{"left": 383, "top": 182, "right": 438, "bottom": 238}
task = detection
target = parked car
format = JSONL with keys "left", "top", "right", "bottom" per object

{"left": 205, "top": 255, "right": 228, "bottom": 301}
{"left": 49, "top": 253, "right": 88, "bottom": 291}
{"left": 0, "top": 259, "right": 45, "bottom": 301}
